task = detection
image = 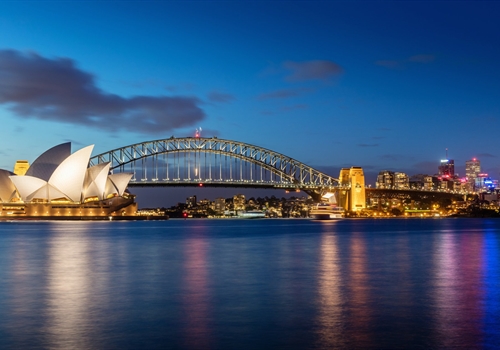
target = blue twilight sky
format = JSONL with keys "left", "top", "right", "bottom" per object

{"left": 0, "top": 1, "right": 499, "bottom": 205}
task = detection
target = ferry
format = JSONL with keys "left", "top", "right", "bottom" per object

{"left": 310, "top": 203, "right": 344, "bottom": 220}
{"left": 237, "top": 210, "right": 266, "bottom": 219}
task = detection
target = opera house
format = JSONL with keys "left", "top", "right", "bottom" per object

{"left": 0, "top": 143, "right": 137, "bottom": 219}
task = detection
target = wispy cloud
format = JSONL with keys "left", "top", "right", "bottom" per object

{"left": 207, "top": 91, "right": 235, "bottom": 103}
{"left": 375, "top": 54, "right": 436, "bottom": 69}
{"left": 257, "top": 87, "right": 313, "bottom": 100}
{"left": 411, "top": 161, "right": 438, "bottom": 174}
{"left": 358, "top": 143, "right": 379, "bottom": 148}
{"left": 408, "top": 54, "right": 435, "bottom": 63}
{"left": 283, "top": 60, "right": 343, "bottom": 82}
{"left": 379, "top": 154, "right": 414, "bottom": 162}
{"left": 63, "top": 138, "right": 84, "bottom": 146}
{"left": 375, "top": 60, "right": 402, "bottom": 69}
{"left": 0, "top": 49, "right": 205, "bottom": 134}
{"left": 477, "top": 153, "right": 496, "bottom": 158}
{"left": 281, "top": 104, "right": 308, "bottom": 111}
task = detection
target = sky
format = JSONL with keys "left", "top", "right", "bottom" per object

{"left": 0, "top": 1, "right": 499, "bottom": 206}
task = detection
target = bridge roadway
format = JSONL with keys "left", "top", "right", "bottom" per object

{"left": 126, "top": 178, "right": 331, "bottom": 191}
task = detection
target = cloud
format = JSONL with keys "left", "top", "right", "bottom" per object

{"left": 375, "top": 60, "right": 402, "bottom": 69}
{"left": 0, "top": 49, "right": 205, "bottom": 134}
{"left": 358, "top": 143, "right": 379, "bottom": 147}
{"left": 63, "top": 138, "right": 84, "bottom": 146}
{"left": 260, "top": 110, "right": 275, "bottom": 115}
{"left": 207, "top": 91, "right": 235, "bottom": 103}
{"left": 408, "top": 54, "right": 435, "bottom": 63}
{"left": 379, "top": 154, "right": 415, "bottom": 162}
{"left": 372, "top": 136, "right": 385, "bottom": 140}
{"left": 283, "top": 60, "right": 343, "bottom": 82}
{"left": 257, "top": 87, "right": 313, "bottom": 100}
{"left": 411, "top": 161, "right": 437, "bottom": 175}
{"left": 281, "top": 104, "right": 308, "bottom": 111}
{"left": 376, "top": 54, "right": 435, "bottom": 69}
{"left": 477, "top": 153, "right": 496, "bottom": 158}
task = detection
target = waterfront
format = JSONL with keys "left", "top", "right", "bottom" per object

{"left": 0, "top": 219, "right": 499, "bottom": 349}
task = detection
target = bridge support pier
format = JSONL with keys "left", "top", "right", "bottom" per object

{"left": 338, "top": 167, "right": 366, "bottom": 213}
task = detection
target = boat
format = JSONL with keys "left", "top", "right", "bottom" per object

{"left": 310, "top": 203, "right": 345, "bottom": 220}
{"left": 237, "top": 210, "right": 266, "bottom": 219}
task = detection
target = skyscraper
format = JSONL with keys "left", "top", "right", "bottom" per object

{"left": 438, "top": 159, "right": 455, "bottom": 177}
{"left": 466, "top": 158, "right": 481, "bottom": 191}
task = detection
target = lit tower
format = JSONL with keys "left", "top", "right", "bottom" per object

{"left": 349, "top": 167, "right": 366, "bottom": 211}
{"left": 13, "top": 160, "right": 29, "bottom": 175}
{"left": 465, "top": 158, "right": 481, "bottom": 191}
{"left": 337, "top": 167, "right": 366, "bottom": 212}
{"left": 438, "top": 149, "right": 454, "bottom": 177}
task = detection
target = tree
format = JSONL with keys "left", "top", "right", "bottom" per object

{"left": 391, "top": 208, "right": 402, "bottom": 216}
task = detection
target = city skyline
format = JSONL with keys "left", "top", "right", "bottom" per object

{"left": 1, "top": 1, "right": 499, "bottom": 206}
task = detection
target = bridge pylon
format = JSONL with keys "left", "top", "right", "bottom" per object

{"left": 337, "top": 167, "right": 366, "bottom": 212}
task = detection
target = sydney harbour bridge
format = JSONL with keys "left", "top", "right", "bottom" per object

{"left": 89, "top": 136, "right": 461, "bottom": 209}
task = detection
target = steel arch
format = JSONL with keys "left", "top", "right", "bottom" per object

{"left": 89, "top": 137, "right": 338, "bottom": 188}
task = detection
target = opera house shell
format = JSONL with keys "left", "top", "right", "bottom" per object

{"left": 0, "top": 143, "right": 137, "bottom": 218}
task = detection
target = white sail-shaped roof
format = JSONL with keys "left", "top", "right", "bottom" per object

{"left": 48, "top": 145, "right": 94, "bottom": 202}
{"left": 83, "top": 162, "right": 111, "bottom": 200}
{"left": 25, "top": 142, "right": 71, "bottom": 181}
{"left": 0, "top": 169, "right": 18, "bottom": 202}
{"left": 106, "top": 173, "right": 133, "bottom": 197}
{"left": 9, "top": 175, "right": 47, "bottom": 202}
{"left": 7, "top": 144, "right": 133, "bottom": 204}
{"left": 27, "top": 183, "right": 69, "bottom": 202}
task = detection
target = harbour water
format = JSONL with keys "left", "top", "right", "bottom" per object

{"left": 0, "top": 218, "right": 499, "bottom": 349}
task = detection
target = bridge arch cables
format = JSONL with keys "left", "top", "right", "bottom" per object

{"left": 89, "top": 137, "right": 338, "bottom": 190}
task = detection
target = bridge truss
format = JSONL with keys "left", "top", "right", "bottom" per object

{"left": 89, "top": 137, "right": 339, "bottom": 194}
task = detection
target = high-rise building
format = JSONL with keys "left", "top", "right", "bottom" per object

{"left": 465, "top": 158, "right": 481, "bottom": 191}
{"left": 376, "top": 171, "right": 409, "bottom": 189}
{"left": 394, "top": 172, "right": 409, "bottom": 189}
{"left": 438, "top": 159, "right": 455, "bottom": 177}
{"left": 376, "top": 171, "right": 394, "bottom": 189}
{"left": 214, "top": 197, "right": 226, "bottom": 214}
{"left": 186, "top": 195, "right": 197, "bottom": 208}
{"left": 233, "top": 194, "right": 246, "bottom": 211}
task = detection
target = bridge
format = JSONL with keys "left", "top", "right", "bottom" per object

{"left": 89, "top": 136, "right": 464, "bottom": 209}
{"left": 89, "top": 136, "right": 340, "bottom": 201}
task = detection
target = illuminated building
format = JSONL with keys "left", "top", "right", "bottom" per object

{"left": 214, "top": 197, "right": 226, "bottom": 214}
{"left": 0, "top": 143, "right": 136, "bottom": 218}
{"left": 475, "top": 174, "right": 497, "bottom": 192}
{"left": 438, "top": 159, "right": 455, "bottom": 178}
{"left": 394, "top": 172, "right": 409, "bottom": 189}
{"left": 186, "top": 195, "right": 197, "bottom": 208}
{"left": 465, "top": 158, "right": 481, "bottom": 191}
{"left": 376, "top": 171, "right": 409, "bottom": 190}
{"left": 13, "top": 160, "right": 29, "bottom": 175}
{"left": 376, "top": 171, "right": 393, "bottom": 189}
{"left": 233, "top": 194, "right": 246, "bottom": 211}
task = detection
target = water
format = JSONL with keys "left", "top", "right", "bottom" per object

{"left": 0, "top": 218, "right": 499, "bottom": 349}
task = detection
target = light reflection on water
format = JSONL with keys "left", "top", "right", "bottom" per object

{"left": 316, "top": 226, "right": 343, "bottom": 348}
{"left": 0, "top": 219, "right": 499, "bottom": 349}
